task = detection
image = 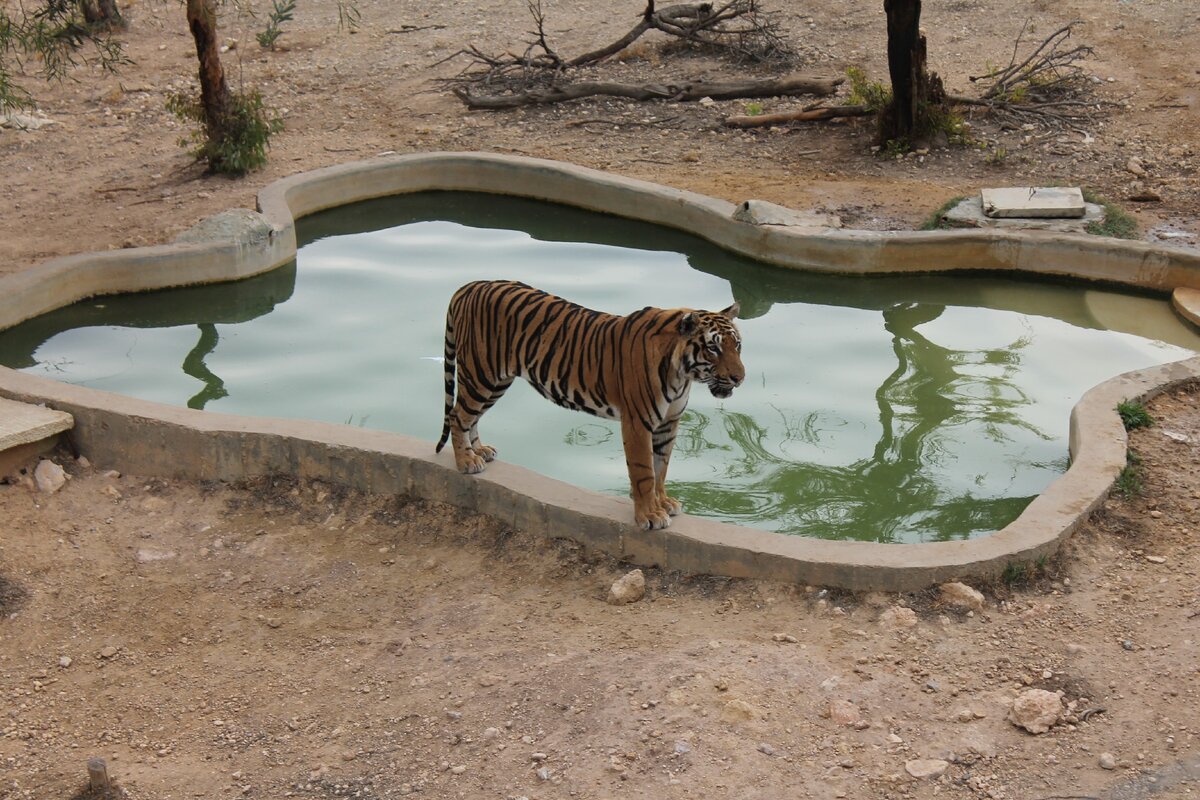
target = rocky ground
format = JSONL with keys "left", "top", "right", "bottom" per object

{"left": 2, "top": 0, "right": 1200, "bottom": 798}
{"left": 2, "top": 384, "right": 1199, "bottom": 800}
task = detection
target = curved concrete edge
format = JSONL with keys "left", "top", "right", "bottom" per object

{"left": 2, "top": 355, "right": 1199, "bottom": 591}
{"left": 3, "top": 151, "right": 1199, "bottom": 333}
{"left": 2, "top": 151, "right": 1200, "bottom": 591}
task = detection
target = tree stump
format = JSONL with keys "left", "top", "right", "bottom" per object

{"left": 879, "top": 0, "right": 945, "bottom": 147}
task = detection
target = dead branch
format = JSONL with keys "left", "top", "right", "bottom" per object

{"left": 455, "top": 74, "right": 841, "bottom": 110}
{"left": 724, "top": 104, "right": 870, "bottom": 127}
{"left": 957, "top": 20, "right": 1115, "bottom": 130}
{"left": 445, "top": 0, "right": 796, "bottom": 103}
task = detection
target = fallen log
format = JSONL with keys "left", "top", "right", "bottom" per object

{"left": 724, "top": 104, "right": 871, "bottom": 127}
{"left": 455, "top": 74, "right": 841, "bottom": 110}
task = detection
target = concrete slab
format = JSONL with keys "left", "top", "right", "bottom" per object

{"left": 0, "top": 396, "right": 72, "bottom": 450}
{"left": 981, "top": 187, "right": 1086, "bottom": 219}
{"left": 944, "top": 196, "right": 1103, "bottom": 233}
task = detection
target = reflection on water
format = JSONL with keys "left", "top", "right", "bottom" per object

{"left": 0, "top": 192, "right": 1196, "bottom": 543}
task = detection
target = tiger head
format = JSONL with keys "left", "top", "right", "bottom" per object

{"left": 678, "top": 303, "right": 745, "bottom": 399}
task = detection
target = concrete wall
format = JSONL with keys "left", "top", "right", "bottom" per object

{"left": 2, "top": 152, "right": 1198, "bottom": 590}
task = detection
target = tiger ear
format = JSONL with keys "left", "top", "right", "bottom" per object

{"left": 720, "top": 302, "right": 740, "bottom": 320}
{"left": 678, "top": 312, "right": 698, "bottom": 336}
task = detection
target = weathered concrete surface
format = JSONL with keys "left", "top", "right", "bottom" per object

{"left": 981, "top": 187, "right": 1086, "bottom": 218}
{"left": 944, "top": 196, "right": 1104, "bottom": 233}
{"left": 1, "top": 152, "right": 1199, "bottom": 590}
{"left": 0, "top": 396, "right": 72, "bottom": 450}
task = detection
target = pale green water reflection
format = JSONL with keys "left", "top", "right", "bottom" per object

{"left": 2, "top": 192, "right": 1196, "bottom": 542}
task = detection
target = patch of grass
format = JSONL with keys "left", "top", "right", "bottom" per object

{"left": 1000, "top": 553, "right": 1051, "bottom": 588}
{"left": 845, "top": 66, "right": 891, "bottom": 113}
{"left": 1117, "top": 399, "right": 1154, "bottom": 430}
{"left": 1082, "top": 188, "right": 1139, "bottom": 239}
{"left": 1114, "top": 449, "right": 1144, "bottom": 498}
{"left": 166, "top": 88, "right": 282, "bottom": 175}
{"left": 742, "top": 101, "right": 764, "bottom": 116}
{"left": 919, "top": 195, "right": 968, "bottom": 230}
{"left": 984, "top": 145, "right": 1008, "bottom": 166}
{"left": 1001, "top": 560, "right": 1028, "bottom": 586}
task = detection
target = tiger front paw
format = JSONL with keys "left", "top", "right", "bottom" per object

{"left": 660, "top": 494, "right": 683, "bottom": 517}
{"left": 635, "top": 504, "right": 672, "bottom": 530}
{"left": 476, "top": 443, "right": 498, "bottom": 462}
{"left": 456, "top": 450, "right": 488, "bottom": 474}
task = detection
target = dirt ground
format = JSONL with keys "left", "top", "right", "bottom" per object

{"left": 2, "top": 0, "right": 1200, "bottom": 798}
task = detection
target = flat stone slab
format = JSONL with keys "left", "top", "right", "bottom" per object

{"left": 981, "top": 187, "right": 1086, "bottom": 219}
{"left": 0, "top": 397, "right": 73, "bottom": 450}
{"left": 943, "top": 197, "right": 1104, "bottom": 233}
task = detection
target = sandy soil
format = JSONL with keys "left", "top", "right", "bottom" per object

{"left": 2, "top": 0, "right": 1200, "bottom": 798}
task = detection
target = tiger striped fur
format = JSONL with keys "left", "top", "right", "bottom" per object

{"left": 436, "top": 279, "right": 745, "bottom": 530}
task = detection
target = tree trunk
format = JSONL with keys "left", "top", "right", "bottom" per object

{"left": 879, "top": 0, "right": 943, "bottom": 147}
{"left": 185, "top": 0, "right": 232, "bottom": 159}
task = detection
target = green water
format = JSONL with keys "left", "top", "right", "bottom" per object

{"left": 2, "top": 192, "right": 1197, "bottom": 542}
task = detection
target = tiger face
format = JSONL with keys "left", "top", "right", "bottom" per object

{"left": 679, "top": 303, "right": 745, "bottom": 399}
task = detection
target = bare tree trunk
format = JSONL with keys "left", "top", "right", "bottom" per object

{"left": 879, "top": 0, "right": 943, "bottom": 146}
{"left": 185, "top": 0, "right": 232, "bottom": 157}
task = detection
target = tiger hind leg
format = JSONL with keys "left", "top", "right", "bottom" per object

{"left": 448, "top": 377, "right": 513, "bottom": 474}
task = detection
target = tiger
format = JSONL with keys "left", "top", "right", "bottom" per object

{"left": 435, "top": 279, "right": 745, "bottom": 531}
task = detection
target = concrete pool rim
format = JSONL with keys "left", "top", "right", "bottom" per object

{"left": 2, "top": 150, "right": 1199, "bottom": 592}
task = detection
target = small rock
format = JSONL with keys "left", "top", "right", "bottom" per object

{"left": 1008, "top": 689, "right": 1063, "bottom": 734}
{"left": 1099, "top": 752, "right": 1117, "bottom": 770}
{"left": 720, "top": 699, "right": 759, "bottom": 723}
{"left": 607, "top": 569, "right": 646, "bottom": 605}
{"left": 1126, "top": 157, "right": 1147, "bottom": 176}
{"left": 135, "top": 548, "right": 177, "bottom": 563}
{"left": 482, "top": 727, "right": 501, "bottom": 739}
{"left": 34, "top": 460, "right": 67, "bottom": 494}
{"left": 827, "top": 699, "right": 861, "bottom": 726}
{"left": 772, "top": 633, "right": 799, "bottom": 643}
{"left": 905, "top": 758, "right": 950, "bottom": 779}
{"left": 879, "top": 606, "right": 918, "bottom": 630}
{"left": 938, "top": 582, "right": 985, "bottom": 611}
{"left": 98, "top": 646, "right": 119, "bottom": 659}
{"left": 536, "top": 766, "right": 552, "bottom": 781}
{"left": 449, "top": 765, "right": 466, "bottom": 775}
{"left": 673, "top": 741, "right": 692, "bottom": 755}
{"left": 58, "top": 656, "right": 72, "bottom": 668}
{"left": 531, "top": 752, "right": 547, "bottom": 762}
{"left": 757, "top": 742, "right": 775, "bottom": 755}
{"left": 1122, "top": 639, "right": 1136, "bottom": 651}
{"left": 1145, "top": 555, "right": 1167, "bottom": 564}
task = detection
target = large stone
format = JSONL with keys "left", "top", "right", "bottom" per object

{"left": 980, "top": 187, "right": 1086, "bottom": 218}
{"left": 607, "top": 569, "right": 646, "bottom": 605}
{"left": 174, "top": 208, "right": 274, "bottom": 246}
{"left": 941, "top": 196, "right": 1104, "bottom": 233}
{"left": 732, "top": 199, "right": 842, "bottom": 229}
{"left": 33, "top": 460, "right": 67, "bottom": 493}
{"left": 938, "top": 582, "right": 985, "bottom": 611}
{"left": 905, "top": 759, "right": 950, "bottom": 779}
{"left": 1007, "top": 689, "right": 1063, "bottom": 734}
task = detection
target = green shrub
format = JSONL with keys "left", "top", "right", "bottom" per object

{"left": 167, "top": 88, "right": 282, "bottom": 176}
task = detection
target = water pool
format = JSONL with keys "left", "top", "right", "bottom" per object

{"left": 1, "top": 191, "right": 1196, "bottom": 542}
